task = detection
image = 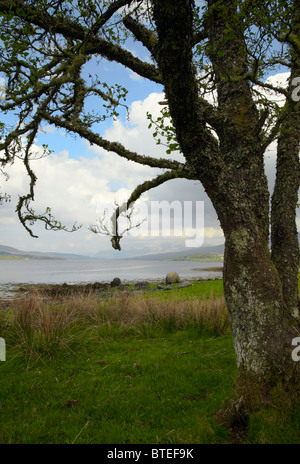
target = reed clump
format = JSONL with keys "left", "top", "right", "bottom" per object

{"left": 0, "top": 289, "right": 229, "bottom": 360}
{"left": 1, "top": 291, "right": 87, "bottom": 360}
{"left": 100, "top": 292, "right": 229, "bottom": 335}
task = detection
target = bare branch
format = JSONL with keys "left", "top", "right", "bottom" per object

{"left": 90, "top": 167, "right": 196, "bottom": 250}
{"left": 90, "top": 201, "right": 146, "bottom": 250}
{"left": 249, "top": 75, "right": 291, "bottom": 101}
{"left": 90, "top": 0, "right": 134, "bottom": 35}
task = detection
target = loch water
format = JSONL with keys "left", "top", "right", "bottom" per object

{"left": 0, "top": 258, "right": 223, "bottom": 298}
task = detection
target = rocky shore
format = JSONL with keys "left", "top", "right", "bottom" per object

{"left": 0, "top": 272, "right": 222, "bottom": 307}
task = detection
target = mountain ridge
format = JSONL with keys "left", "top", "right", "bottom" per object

{"left": 0, "top": 244, "right": 92, "bottom": 260}
{"left": 1, "top": 232, "right": 299, "bottom": 261}
{"left": 126, "top": 244, "right": 225, "bottom": 260}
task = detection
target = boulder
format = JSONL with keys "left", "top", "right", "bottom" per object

{"left": 165, "top": 272, "right": 180, "bottom": 284}
{"left": 134, "top": 281, "right": 149, "bottom": 289}
{"left": 178, "top": 281, "right": 193, "bottom": 289}
{"left": 111, "top": 277, "right": 121, "bottom": 287}
{"left": 164, "top": 285, "right": 172, "bottom": 291}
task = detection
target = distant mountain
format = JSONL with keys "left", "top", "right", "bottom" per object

{"left": 0, "top": 244, "right": 92, "bottom": 260}
{"left": 128, "top": 234, "right": 300, "bottom": 260}
{"left": 127, "top": 244, "right": 225, "bottom": 260}
{"left": 2, "top": 232, "right": 298, "bottom": 261}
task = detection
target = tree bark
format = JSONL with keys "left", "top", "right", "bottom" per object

{"left": 271, "top": 2, "right": 300, "bottom": 320}
{"left": 152, "top": 0, "right": 300, "bottom": 419}
{"left": 213, "top": 149, "right": 300, "bottom": 427}
{"left": 271, "top": 84, "right": 300, "bottom": 319}
{"left": 212, "top": 141, "right": 298, "bottom": 379}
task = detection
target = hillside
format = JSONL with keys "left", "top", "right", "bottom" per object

{"left": 0, "top": 244, "right": 92, "bottom": 260}
{"left": 127, "top": 244, "right": 225, "bottom": 260}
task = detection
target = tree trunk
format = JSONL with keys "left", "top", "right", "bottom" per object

{"left": 217, "top": 231, "right": 300, "bottom": 429}
{"left": 271, "top": 106, "right": 300, "bottom": 320}
{"left": 271, "top": 3, "right": 300, "bottom": 320}
{"left": 215, "top": 158, "right": 298, "bottom": 361}
{"left": 211, "top": 132, "right": 300, "bottom": 424}
{"left": 224, "top": 222, "right": 297, "bottom": 378}
{"left": 152, "top": 0, "right": 300, "bottom": 424}
{"left": 216, "top": 173, "right": 300, "bottom": 426}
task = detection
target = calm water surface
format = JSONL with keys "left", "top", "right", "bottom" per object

{"left": 0, "top": 259, "right": 223, "bottom": 297}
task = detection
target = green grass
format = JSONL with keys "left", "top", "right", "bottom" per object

{"left": 150, "top": 279, "right": 224, "bottom": 299}
{"left": 0, "top": 279, "right": 299, "bottom": 444}
{"left": 0, "top": 332, "right": 235, "bottom": 444}
{"left": 0, "top": 255, "right": 26, "bottom": 260}
{"left": 166, "top": 254, "right": 224, "bottom": 262}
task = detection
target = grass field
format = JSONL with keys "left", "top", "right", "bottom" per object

{"left": 0, "top": 279, "right": 299, "bottom": 444}
{"left": 0, "top": 255, "right": 26, "bottom": 260}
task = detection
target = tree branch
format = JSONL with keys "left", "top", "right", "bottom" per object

{"left": 152, "top": 0, "right": 223, "bottom": 190}
{"left": 91, "top": 167, "right": 196, "bottom": 250}
{"left": 85, "top": 39, "right": 161, "bottom": 83}
{"left": 0, "top": 0, "right": 162, "bottom": 83}
{"left": 123, "top": 15, "right": 157, "bottom": 56}
{"left": 249, "top": 76, "right": 291, "bottom": 101}
{"left": 90, "top": 0, "right": 134, "bottom": 35}
{"left": 42, "top": 112, "right": 187, "bottom": 171}
{"left": 192, "top": 29, "right": 208, "bottom": 46}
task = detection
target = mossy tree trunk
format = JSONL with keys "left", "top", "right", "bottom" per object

{"left": 220, "top": 182, "right": 298, "bottom": 379}
{"left": 271, "top": 2, "right": 300, "bottom": 320}
{"left": 210, "top": 141, "right": 299, "bottom": 411}
{"left": 153, "top": 0, "right": 300, "bottom": 416}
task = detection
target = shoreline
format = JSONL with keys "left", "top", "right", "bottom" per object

{"left": 0, "top": 274, "right": 223, "bottom": 306}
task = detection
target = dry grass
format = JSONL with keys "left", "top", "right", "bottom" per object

{"left": 1, "top": 291, "right": 87, "bottom": 360}
{"left": 100, "top": 292, "right": 229, "bottom": 335}
{"left": 0, "top": 289, "right": 229, "bottom": 360}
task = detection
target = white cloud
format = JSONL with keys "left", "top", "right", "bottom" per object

{"left": 253, "top": 72, "right": 290, "bottom": 109}
{"left": 0, "top": 216, "right": 17, "bottom": 226}
{"left": 39, "top": 124, "right": 56, "bottom": 134}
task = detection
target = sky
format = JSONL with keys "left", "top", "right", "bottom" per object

{"left": 0, "top": 36, "right": 298, "bottom": 258}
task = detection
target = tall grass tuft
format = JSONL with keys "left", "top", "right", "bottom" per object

{"left": 2, "top": 289, "right": 229, "bottom": 361}
{"left": 9, "top": 292, "right": 87, "bottom": 360}
{"left": 99, "top": 292, "right": 229, "bottom": 336}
